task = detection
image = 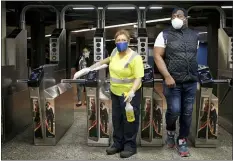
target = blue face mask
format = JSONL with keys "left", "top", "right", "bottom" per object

{"left": 116, "top": 42, "right": 128, "bottom": 52}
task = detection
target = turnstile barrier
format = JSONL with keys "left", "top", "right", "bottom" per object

{"left": 18, "top": 64, "right": 74, "bottom": 145}
{"left": 140, "top": 65, "right": 163, "bottom": 146}
{"left": 189, "top": 65, "right": 231, "bottom": 147}
{"left": 62, "top": 70, "right": 111, "bottom": 147}
{"left": 190, "top": 86, "right": 219, "bottom": 147}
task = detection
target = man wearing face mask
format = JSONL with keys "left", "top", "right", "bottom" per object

{"left": 71, "top": 46, "right": 94, "bottom": 107}
{"left": 153, "top": 8, "right": 199, "bottom": 157}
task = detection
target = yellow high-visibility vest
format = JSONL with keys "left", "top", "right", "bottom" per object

{"left": 109, "top": 48, "right": 144, "bottom": 96}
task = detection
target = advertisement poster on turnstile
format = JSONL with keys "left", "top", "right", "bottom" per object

{"left": 141, "top": 96, "right": 163, "bottom": 142}
{"left": 88, "top": 96, "right": 98, "bottom": 141}
{"left": 152, "top": 101, "right": 163, "bottom": 139}
{"left": 45, "top": 100, "right": 55, "bottom": 138}
{"left": 99, "top": 100, "right": 110, "bottom": 138}
{"left": 197, "top": 97, "right": 218, "bottom": 140}
{"left": 141, "top": 97, "right": 153, "bottom": 142}
{"left": 32, "top": 98, "right": 43, "bottom": 139}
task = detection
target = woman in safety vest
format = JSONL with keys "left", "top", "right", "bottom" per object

{"left": 73, "top": 29, "right": 144, "bottom": 158}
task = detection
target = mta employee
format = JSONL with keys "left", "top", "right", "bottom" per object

{"left": 73, "top": 29, "right": 144, "bottom": 158}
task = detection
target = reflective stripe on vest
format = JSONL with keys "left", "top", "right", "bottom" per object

{"left": 110, "top": 48, "right": 139, "bottom": 84}
{"left": 110, "top": 77, "right": 135, "bottom": 83}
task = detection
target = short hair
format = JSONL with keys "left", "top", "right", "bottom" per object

{"left": 114, "top": 29, "right": 131, "bottom": 41}
{"left": 172, "top": 8, "right": 188, "bottom": 17}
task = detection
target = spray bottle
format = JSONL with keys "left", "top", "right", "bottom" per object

{"left": 124, "top": 92, "right": 135, "bottom": 122}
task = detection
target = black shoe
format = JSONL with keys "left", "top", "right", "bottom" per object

{"left": 106, "top": 147, "right": 121, "bottom": 155}
{"left": 120, "top": 150, "right": 136, "bottom": 158}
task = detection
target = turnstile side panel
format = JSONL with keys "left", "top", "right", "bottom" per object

{"left": 191, "top": 87, "right": 219, "bottom": 148}
{"left": 32, "top": 97, "right": 44, "bottom": 141}
{"left": 3, "top": 89, "right": 31, "bottom": 142}
{"left": 86, "top": 87, "right": 99, "bottom": 143}
{"left": 196, "top": 88, "right": 214, "bottom": 140}
{"left": 141, "top": 88, "right": 153, "bottom": 143}
{"left": 12, "top": 89, "right": 31, "bottom": 132}
{"left": 99, "top": 98, "right": 110, "bottom": 139}
{"left": 218, "top": 76, "right": 233, "bottom": 134}
{"left": 152, "top": 91, "right": 163, "bottom": 141}
{"left": 44, "top": 99, "right": 56, "bottom": 140}
{"left": 190, "top": 88, "right": 199, "bottom": 143}
{"left": 140, "top": 88, "right": 163, "bottom": 146}
{"left": 54, "top": 87, "right": 74, "bottom": 142}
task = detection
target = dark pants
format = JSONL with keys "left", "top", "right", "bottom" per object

{"left": 163, "top": 82, "right": 197, "bottom": 139}
{"left": 111, "top": 88, "right": 141, "bottom": 152}
{"left": 47, "top": 117, "right": 53, "bottom": 132}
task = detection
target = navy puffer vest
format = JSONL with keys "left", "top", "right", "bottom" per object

{"left": 163, "top": 27, "right": 199, "bottom": 83}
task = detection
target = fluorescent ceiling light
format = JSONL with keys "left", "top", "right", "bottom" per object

{"left": 198, "top": 32, "right": 207, "bottom": 34}
{"left": 107, "top": 7, "right": 135, "bottom": 10}
{"left": 221, "top": 6, "right": 233, "bottom": 9}
{"left": 72, "top": 17, "right": 172, "bottom": 33}
{"left": 139, "top": 6, "right": 163, "bottom": 9}
{"left": 73, "top": 7, "right": 95, "bottom": 10}
{"left": 72, "top": 28, "right": 96, "bottom": 33}
{"left": 150, "top": 7, "right": 163, "bottom": 9}
{"left": 105, "top": 22, "right": 137, "bottom": 29}
{"left": 27, "top": 34, "right": 51, "bottom": 39}
{"left": 146, "top": 17, "right": 171, "bottom": 23}
{"left": 73, "top": 6, "right": 163, "bottom": 10}
{"left": 105, "top": 39, "right": 114, "bottom": 42}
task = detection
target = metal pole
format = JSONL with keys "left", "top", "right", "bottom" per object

{"left": 102, "top": 4, "right": 141, "bottom": 29}
{"left": 187, "top": 6, "right": 226, "bottom": 28}
{"left": 20, "top": 5, "right": 60, "bottom": 30}
{"left": 60, "top": 5, "right": 99, "bottom": 29}
{"left": 143, "top": 5, "right": 178, "bottom": 28}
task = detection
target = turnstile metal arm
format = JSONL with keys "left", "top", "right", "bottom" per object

{"left": 104, "top": 78, "right": 163, "bottom": 83}
{"left": 212, "top": 79, "right": 231, "bottom": 84}
{"left": 61, "top": 78, "right": 164, "bottom": 84}
{"left": 154, "top": 79, "right": 163, "bottom": 82}
{"left": 61, "top": 79, "right": 86, "bottom": 84}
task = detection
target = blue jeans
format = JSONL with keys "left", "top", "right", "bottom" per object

{"left": 163, "top": 82, "right": 197, "bottom": 139}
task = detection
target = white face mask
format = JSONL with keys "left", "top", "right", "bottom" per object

{"left": 83, "top": 51, "right": 90, "bottom": 58}
{"left": 171, "top": 18, "right": 184, "bottom": 29}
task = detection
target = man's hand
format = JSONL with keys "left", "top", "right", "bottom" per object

{"left": 164, "top": 75, "right": 176, "bottom": 88}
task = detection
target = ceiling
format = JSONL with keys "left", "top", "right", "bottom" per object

{"left": 4, "top": 1, "right": 233, "bottom": 43}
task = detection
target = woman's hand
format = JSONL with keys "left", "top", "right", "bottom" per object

{"left": 124, "top": 90, "right": 135, "bottom": 102}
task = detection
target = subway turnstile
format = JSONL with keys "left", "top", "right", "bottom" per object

{"left": 86, "top": 71, "right": 110, "bottom": 146}
{"left": 140, "top": 65, "right": 163, "bottom": 146}
{"left": 62, "top": 70, "right": 110, "bottom": 147}
{"left": 189, "top": 65, "right": 232, "bottom": 147}
{"left": 17, "top": 64, "right": 74, "bottom": 145}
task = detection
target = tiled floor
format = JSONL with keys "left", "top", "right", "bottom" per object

{"left": 2, "top": 108, "right": 232, "bottom": 160}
